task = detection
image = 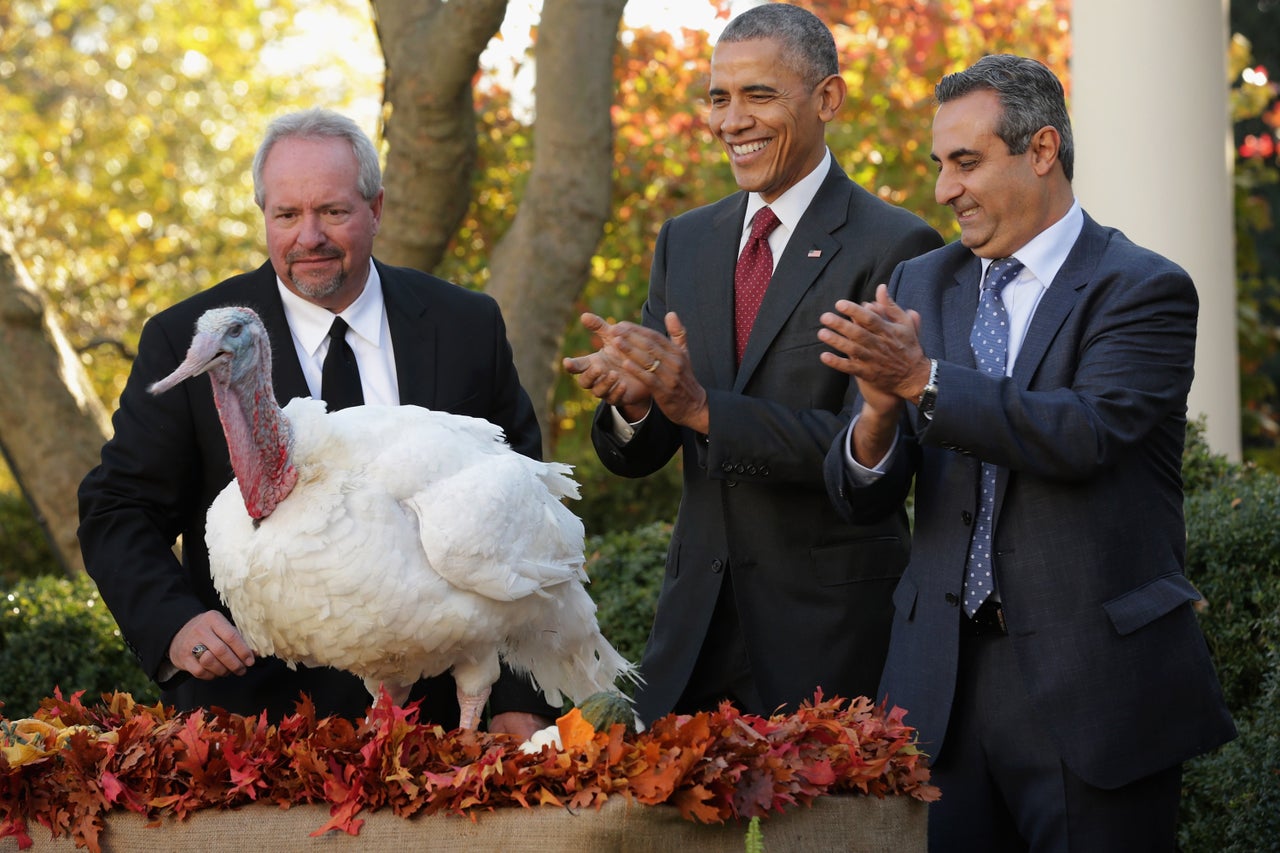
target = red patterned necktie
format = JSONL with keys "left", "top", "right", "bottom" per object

{"left": 734, "top": 206, "right": 781, "bottom": 364}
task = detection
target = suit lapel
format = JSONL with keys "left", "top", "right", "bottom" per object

{"left": 942, "top": 253, "right": 982, "bottom": 368}
{"left": 1011, "top": 214, "right": 1106, "bottom": 387}
{"left": 734, "top": 161, "right": 846, "bottom": 391}
{"left": 378, "top": 261, "right": 438, "bottom": 408}
{"left": 692, "top": 197, "right": 746, "bottom": 392}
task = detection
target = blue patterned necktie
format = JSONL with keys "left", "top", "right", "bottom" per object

{"left": 963, "top": 257, "right": 1024, "bottom": 617}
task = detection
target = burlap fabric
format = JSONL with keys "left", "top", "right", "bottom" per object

{"left": 8, "top": 794, "right": 926, "bottom": 852}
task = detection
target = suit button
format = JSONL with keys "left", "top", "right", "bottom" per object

{"left": 746, "top": 465, "right": 757, "bottom": 475}
{"left": 961, "top": 511, "right": 973, "bottom": 526}
{"left": 711, "top": 559, "right": 724, "bottom": 573}
{"left": 722, "top": 462, "right": 733, "bottom": 472}
{"left": 735, "top": 464, "right": 746, "bottom": 474}
{"left": 945, "top": 593, "right": 960, "bottom": 606}
{"left": 760, "top": 465, "right": 770, "bottom": 476}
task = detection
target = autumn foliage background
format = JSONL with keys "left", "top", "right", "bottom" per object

{"left": 3, "top": 0, "right": 1280, "bottom": 849}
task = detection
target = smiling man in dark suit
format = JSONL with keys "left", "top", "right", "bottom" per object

{"left": 563, "top": 3, "right": 941, "bottom": 726}
{"left": 78, "top": 108, "right": 556, "bottom": 736}
{"left": 820, "top": 54, "right": 1236, "bottom": 850}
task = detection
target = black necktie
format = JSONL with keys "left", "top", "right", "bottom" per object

{"left": 320, "top": 316, "right": 363, "bottom": 411}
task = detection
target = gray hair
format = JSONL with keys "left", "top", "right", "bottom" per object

{"left": 718, "top": 3, "right": 838, "bottom": 90}
{"left": 935, "top": 54, "right": 1074, "bottom": 182}
{"left": 251, "top": 108, "right": 382, "bottom": 207}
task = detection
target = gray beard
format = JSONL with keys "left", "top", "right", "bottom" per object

{"left": 289, "top": 269, "right": 344, "bottom": 301}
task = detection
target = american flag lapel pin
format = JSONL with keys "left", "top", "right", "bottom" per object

{"left": 808, "top": 249, "right": 822, "bottom": 258}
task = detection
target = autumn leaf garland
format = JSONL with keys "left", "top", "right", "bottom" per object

{"left": 1, "top": 690, "right": 938, "bottom": 852}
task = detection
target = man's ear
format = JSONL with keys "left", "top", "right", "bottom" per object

{"left": 817, "top": 73, "right": 847, "bottom": 122}
{"left": 1028, "top": 125, "right": 1062, "bottom": 177}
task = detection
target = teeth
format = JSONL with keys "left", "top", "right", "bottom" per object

{"left": 732, "top": 140, "right": 769, "bottom": 155}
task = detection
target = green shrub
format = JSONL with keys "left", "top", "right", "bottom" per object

{"left": 1179, "top": 662, "right": 1280, "bottom": 852}
{"left": 0, "top": 490, "right": 60, "bottom": 588}
{"left": 1179, "top": 428, "right": 1280, "bottom": 851}
{"left": 1184, "top": 462, "right": 1280, "bottom": 712}
{"left": 0, "top": 573, "right": 158, "bottom": 718}
{"left": 583, "top": 520, "right": 669, "bottom": 684}
{"left": 1183, "top": 417, "right": 1236, "bottom": 496}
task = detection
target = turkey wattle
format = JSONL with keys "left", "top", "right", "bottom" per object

{"left": 148, "top": 305, "right": 636, "bottom": 729}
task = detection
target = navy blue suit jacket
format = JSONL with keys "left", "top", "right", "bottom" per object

{"left": 825, "top": 213, "right": 1235, "bottom": 788}
{"left": 78, "top": 259, "right": 554, "bottom": 725}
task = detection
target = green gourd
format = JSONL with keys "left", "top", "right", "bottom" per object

{"left": 577, "top": 691, "right": 637, "bottom": 733}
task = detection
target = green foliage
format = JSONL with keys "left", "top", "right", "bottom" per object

{"left": 1184, "top": 460, "right": 1280, "bottom": 713}
{"left": 583, "top": 520, "right": 670, "bottom": 676}
{"left": 0, "top": 574, "right": 158, "bottom": 718}
{"left": 1183, "top": 417, "right": 1236, "bottom": 496}
{"left": 0, "top": 489, "right": 60, "bottom": 588}
{"left": 1179, "top": 665, "right": 1280, "bottom": 853}
{"left": 1179, "top": 434, "right": 1280, "bottom": 850}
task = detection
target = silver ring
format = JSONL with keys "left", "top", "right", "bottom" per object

{"left": 645, "top": 358, "right": 661, "bottom": 373}
{"left": 192, "top": 643, "right": 208, "bottom": 659}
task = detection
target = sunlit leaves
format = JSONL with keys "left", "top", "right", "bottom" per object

{"left": 3, "top": 0, "right": 380, "bottom": 406}
{"left": 1, "top": 689, "right": 938, "bottom": 849}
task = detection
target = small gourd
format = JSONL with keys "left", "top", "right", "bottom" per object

{"left": 577, "top": 691, "right": 638, "bottom": 733}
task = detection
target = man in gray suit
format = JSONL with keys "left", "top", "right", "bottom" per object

{"left": 820, "top": 55, "right": 1235, "bottom": 850}
{"left": 79, "top": 109, "right": 556, "bottom": 736}
{"left": 564, "top": 4, "right": 941, "bottom": 726}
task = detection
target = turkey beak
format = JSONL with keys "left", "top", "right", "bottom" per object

{"left": 147, "top": 333, "right": 228, "bottom": 396}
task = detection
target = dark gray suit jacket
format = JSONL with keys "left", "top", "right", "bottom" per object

{"left": 825, "top": 213, "right": 1235, "bottom": 789}
{"left": 592, "top": 159, "right": 943, "bottom": 723}
{"left": 78, "top": 259, "right": 555, "bottom": 725}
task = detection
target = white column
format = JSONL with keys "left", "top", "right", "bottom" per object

{"left": 1072, "top": 0, "right": 1241, "bottom": 460}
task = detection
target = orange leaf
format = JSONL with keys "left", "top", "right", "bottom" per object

{"left": 555, "top": 708, "right": 597, "bottom": 752}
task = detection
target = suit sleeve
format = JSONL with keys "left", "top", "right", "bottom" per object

{"left": 921, "top": 260, "right": 1197, "bottom": 481}
{"left": 77, "top": 314, "right": 212, "bottom": 682}
{"left": 701, "top": 221, "right": 943, "bottom": 487}
{"left": 483, "top": 301, "right": 543, "bottom": 462}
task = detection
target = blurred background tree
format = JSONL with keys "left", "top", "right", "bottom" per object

{"left": 1232, "top": 0, "right": 1280, "bottom": 468}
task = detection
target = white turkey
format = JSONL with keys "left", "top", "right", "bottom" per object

{"left": 148, "top": 305, "right": 637, "bottom": 730}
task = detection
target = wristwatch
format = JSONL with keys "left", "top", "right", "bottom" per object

{"left": 915, "top": 358, "right": 939, "bottom": 420}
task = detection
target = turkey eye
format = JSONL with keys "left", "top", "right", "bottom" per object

{"left": 228, "top": 323, "right": 243, "bottom": 337}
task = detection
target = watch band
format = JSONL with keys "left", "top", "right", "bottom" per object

{"left": 916, "top": 358, "right": 939, "bottom": 418}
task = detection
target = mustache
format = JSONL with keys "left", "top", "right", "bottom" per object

{"left": 286, "top": 249, "right": 343, "bottom": 263}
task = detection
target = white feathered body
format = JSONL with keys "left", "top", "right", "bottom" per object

{"left": 203, "top": 394, "right": 626, "bottom": 710}
{"left": 147, "top": 306, "right": 636, "bottom": 726}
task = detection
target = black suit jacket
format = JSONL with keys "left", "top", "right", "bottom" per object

{"left": 825, "top": 214, "right": 1236, "bottom": 788}
{"left": 592, "top": 159, "right": 943, "bottom": 723}
{"left": 78, "top": 259, "right": 555, "bottom": 725}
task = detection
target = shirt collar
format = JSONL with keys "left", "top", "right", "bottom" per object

{"left": 277, "top": 259, "right": 386, "bottom": 358}
{"left": 979, "top": 199, "right": 1084, "bottom": 286}
{"left": 743, "top": 148, "right": 831, "bottom": 235}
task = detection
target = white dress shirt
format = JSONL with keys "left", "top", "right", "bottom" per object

{"left": 276, "top": 260, "right": 400, "bottom": 406}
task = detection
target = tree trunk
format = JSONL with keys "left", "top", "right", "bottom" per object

{"left": 485, "top": 0, "right": 627, "bottom": 454}
{"left": 372, "top": 0, "right": 511, "bottom": 271}
{"left": 0, "top": 241, "right": 111, "bottom": 576}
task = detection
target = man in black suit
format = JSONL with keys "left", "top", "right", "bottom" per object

{"left": 78, "top": 108, "right": 556, "bottom": 736}
{"left": 563, "top": 4, "right": 941, "bottom": 726}
{"left": 820, "top": 55, "right": 1235, "bottom": 849}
